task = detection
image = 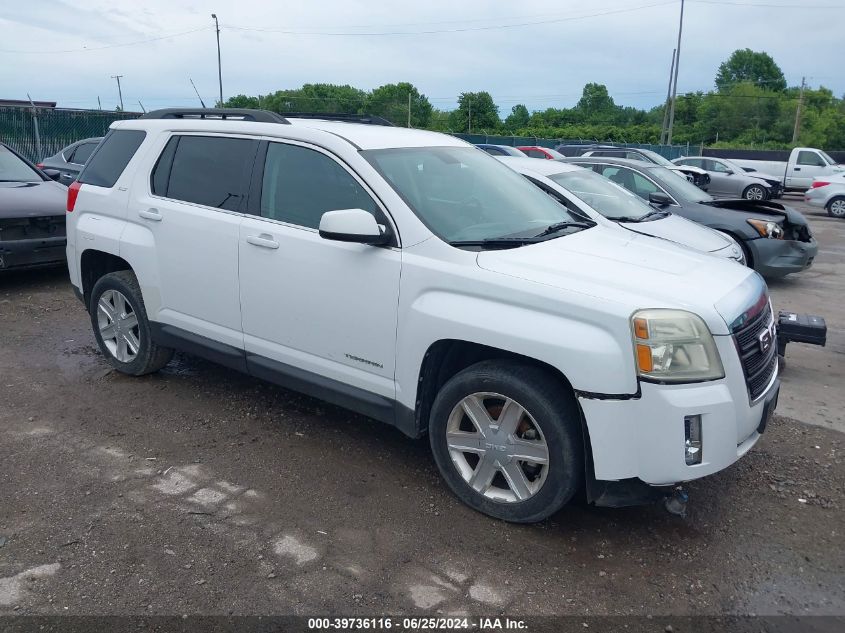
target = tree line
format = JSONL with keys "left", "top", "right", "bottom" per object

{"left": 222, "top": 50, "right": 845, "bottom": 149}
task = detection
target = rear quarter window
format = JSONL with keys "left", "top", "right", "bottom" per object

{"left": 78, "top": 129, "right": 146, "bottom": 188}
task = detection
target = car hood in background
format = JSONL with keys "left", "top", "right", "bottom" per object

{"left": 0, "top": 180, "right": 67, "bottom": 219}
{"left": 701, "top": 198, "right": 809, "bottom": 226}
{"left": 617, "top": 213, "right": 731, "bottom": 253}
{"left": 476, "top": 226, "right": 753, "bottom": 335}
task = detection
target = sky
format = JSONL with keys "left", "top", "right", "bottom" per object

{"left": 1, "top": 0, "right": 843, "bottom": 114}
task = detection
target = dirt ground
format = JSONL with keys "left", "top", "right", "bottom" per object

{"left": 1, "top": 196, "right": 843, "bottom": 619}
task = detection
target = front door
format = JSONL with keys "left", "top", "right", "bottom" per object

{"left": 787, "top": 150, "right": 827, "bottom": 189}
{"left": 238, "top": 140, "right": 401, "bottom": 404}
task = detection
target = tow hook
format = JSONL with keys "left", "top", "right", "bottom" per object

{"left": 664, "top": 487, "right": 689, "bottom": 518}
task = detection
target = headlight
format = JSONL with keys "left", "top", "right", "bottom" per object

{"left": 631, "top": 309, "right": 725, "bottom": 383}
{"left": 747, "top": 219, "right": 784, "bottom": 239}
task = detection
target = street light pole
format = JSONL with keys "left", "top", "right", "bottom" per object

{"left": 666, "top": 0, "right": 685, "bottom": 146}
{"left": 211, "top": 14, "right": 223, "bottom": 106}
{"left": 111, "top": 75, "right": 124, "bottom": 111}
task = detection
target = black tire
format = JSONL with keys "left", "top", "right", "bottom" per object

{"left": 827, "top": 196, "right": 845, "bottom": 219}
{"left": 743, "top": 184, "right": 768, "bottom": 201}
{"left": 429, "top": 360, "right": 583, "bottom": 523}
{"left": 89, "top": 270, "right": 173, "bottom": 376}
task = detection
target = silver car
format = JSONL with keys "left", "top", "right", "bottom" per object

{"left": 804, "top": 172, "right": 845, "bottom": 218}
{"left": 38, "top": 137, "right": 103, "bottom": 187}
{"left": 672, "top": 156, "right": 776, "bottom": 200}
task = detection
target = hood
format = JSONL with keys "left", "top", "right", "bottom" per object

{"left": 0, "top": 180, "right": 67, "bottom": 219}
{"left": 746, "top": 171, "right": 781, "bottom": 184}
{"left": 668, "top": 164, "right": 707, "bottom": 176}
{"left": 475, "top": 226, "right": 755, "bottom": 335}
{"left": 701, "top": 198, "right": 808, "bottom": 226}
{"left": 618, "top": 213, "right": 731, "bottom": 254}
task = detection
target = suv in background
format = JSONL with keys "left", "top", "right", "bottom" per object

{"left": 67, "top": 109, "right": 779, "bottom": 523}
{"left": 476, "top": 144, "right": 524, "bottom": 157}
{"left": 517, "top": 146, "right": 566, "bottom": 160}
{"left": 38, "top": 137, "right": 103, "bottom": 186}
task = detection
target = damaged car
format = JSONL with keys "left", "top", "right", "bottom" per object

{"left": 564, "top": 156, "right": 817, "bottom": 278}
{"left": 0, "top": 142, "right": 67, "bottom": 272}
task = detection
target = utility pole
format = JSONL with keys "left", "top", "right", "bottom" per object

{"left": 666, "top": 0, "right": 685, "bottom": 145}
{"left": 111, "top": 75, "right": 124, "bottom": 111}
{"left": 211, "top": 14, "right": 223, "bottom": 106}
{"left": 792, "top": 76, "right": 806, "bottom": 143}
{"left": 660, "top": 48, "right": 676, "bottom": 145}
{"left": 138, "top": 100, "right": 146, "bottom": 113}
{"left": 97, "top": 96, "right": 102, "bottom": 110}
{"left": 190, "top": 78, "right": 207, "bottom": 108}
{"left": 407, "top": 92, "right": 412, "bottom": 128}
{"left": 468, "top": 98, "right": 472, "bottom": 134}
{"left": 26, "top": 94, "right": 42, "bottom": 160}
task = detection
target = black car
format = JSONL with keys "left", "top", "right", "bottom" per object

{"left": 0, "top": 142, "right": 67, "bottom": 271}
{"left": 563, "top": 156, "right": 817, "bottom": 278}
{"left": 38, "top": 137, "right": 102, "bottom": 186}
{"left": 475, "top": 144, "right": 525, "bottom": 157}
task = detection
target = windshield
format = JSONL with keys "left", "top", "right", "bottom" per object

{"left": 363, "top": 147, "right": 588, "bottom": 243}
{"left": 545, "top": 148, "right": 566, "bottom": 160}
{"left": 639, "top": 148, "right": 673, "bottom": 166}
{"left": 546, "top": 169, "right": 655, "bottom": 221}
{"left": 820, "top": 151, "right": 837, "bottom": 166}
{"left": 648, "top": 166, "right": 713, "bottom": 203}
{"left": 0, "top": 146, "right": 41, "bottom": 183}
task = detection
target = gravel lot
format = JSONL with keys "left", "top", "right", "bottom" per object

{"left": 1, "top": 196, "right": 843, "bottom": 619}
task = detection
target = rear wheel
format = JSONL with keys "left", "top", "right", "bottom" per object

{"left": 743, "top": 184, "right": 767, "bottom": 201}
{"left": 828, "top": 197, "right": 845, "bottom": 218}
{"left": 429, "top": 360, "right": 583, "bottom": 523}
{"left": 90, "top": 271, "right": 173, "bottom": 375}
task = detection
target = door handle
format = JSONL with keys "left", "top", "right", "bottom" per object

{"left": 138, "top": 208, "right": 162, "bottom": 222}
{"left": 794, "top": 167, "right": 801, "bottom": 171}
{"left": 246, "top": 234, "right": 280, "bottom": 249}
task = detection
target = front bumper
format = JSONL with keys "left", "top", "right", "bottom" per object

{"left": 748, "top": 236, "right": 818, "bottom": 278}
{"left": 0, "top": 236, "right": 67, "bottom": 271}
{"left": 578, "top": 335, "right": 779, "bottom": 486}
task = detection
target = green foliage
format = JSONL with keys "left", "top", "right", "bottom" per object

{"left": 222, "top": 94, "right": 260, "bottom": 109}
{"left": 449, "top": 92, "right": 500, "bottom": 133}
{"left": 715, "top": 49, "right": 786, "bottom": 92}
{"left": 505, "top": 104, "right": 530, "bottom": 129}
{"left": 577, "top": 83, "right": 616, "bottom": 116}
{"left": 365, "top": 82, "right": 432, "bottom": 127}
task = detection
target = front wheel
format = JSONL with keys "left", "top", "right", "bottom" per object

{"left": 743, "top": 184, "right": 768, "bottom": 201}
{"left": 90, "top": 270, "right": 174, "bottom": 375}
{"left": 429, "top": 360, "right": 583, "bottom": 523}
{"left": 828, "top": 197, "right": 845, "bottom": 218}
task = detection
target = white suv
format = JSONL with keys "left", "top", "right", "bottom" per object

{"left": 66, "top": 109, "right": 780, "bottom": 523}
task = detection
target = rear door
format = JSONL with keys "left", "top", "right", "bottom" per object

{"left": 137, "top": 133, "right": 258, "bottom": 350}
{"left": 238, "top": 139, "right": 401, "bottom": 402}
{"left": 702, "top": 159, "right": 735, "bottom": 196}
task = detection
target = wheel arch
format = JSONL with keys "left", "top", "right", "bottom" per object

{"left": 79, "top": 249, "right": 133, "bottom": 311}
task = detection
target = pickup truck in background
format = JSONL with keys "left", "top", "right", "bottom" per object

{"left": 729, "top": 147, "right": 843, "bottom": 191}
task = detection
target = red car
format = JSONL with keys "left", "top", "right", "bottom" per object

{"left": 517, "top": 146, "right": 566, "bottom": 160}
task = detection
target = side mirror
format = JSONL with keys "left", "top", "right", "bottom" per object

{"left": 42, "top": 168, "right": 62, "bottom": 182}
{"left": 724, "top": 170, "right": 734, "bottom": 176}
{"left": 318, "top": 209, "right": 389, "bottom": 245}
{"left": 648, "top": 191, "right": 672, "bottom": 206}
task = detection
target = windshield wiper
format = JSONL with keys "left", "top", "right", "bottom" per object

{"left": 639, "top": 209, "right": 671, "bottom": 221}
{"left": 448, "top": 237, "right": 543, "bottom": 249}
{"left": 533, "top": 220, "right": 594, "bottom": 237}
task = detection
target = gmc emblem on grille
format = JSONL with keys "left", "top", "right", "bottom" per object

{"left": 758, "top": 324, "right": 775, "bottom": 354}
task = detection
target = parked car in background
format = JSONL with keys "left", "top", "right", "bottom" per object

{"left": 517, "top": 146, "right": 566, "bottom": 160}
{"left": 67, "top": 109, "right": 779, "bottom": 523}
{"left": 496, "top": 156, "right": 745, "bottom": 264}
{"left": 673, "top": 156, "right": 779, "bottom": 200}
{"left": 476, "top": 144, "right": 524, "bottom": 157}
{"left": 804, "top": 173, "right": 845, "bottom": 218}
{"left": 38, "top": 137, "right": 103, "bottom": 186}
{"left": 0, "top": 142, "right": 67, "bottom": 271}
{"left": 724, "top": 147, "right": 843, "bottom": 191}
{"left": 566, "top": 145, "right": 712, "bottom": 191}
{"left": 563, "top": 156, "right": 817, "bottom": 278}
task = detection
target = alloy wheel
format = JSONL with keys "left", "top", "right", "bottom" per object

{"left": 97, "top": 289, "right": 141, "bottom": 363}
{"left": 830, "top": 199, "right": 845, "bottom": 218}
{"left": 745, "top": 186, "right": 765, "bottom": 200}
{"left": 446, "top": 392, "right": 550, "bottom": 503}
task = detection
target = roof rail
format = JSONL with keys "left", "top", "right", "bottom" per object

{"left": 281, "top": 112, "right": 395, "bottom": 127}
{"left": 139, "top": 108, "right": 289, "bottom": 124}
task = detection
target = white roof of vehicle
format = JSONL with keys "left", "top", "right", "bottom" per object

{"left": 112, "top": 116, "right": 468, "bottom": 151}
{"left": 495, "top": 155, "right": 584, "bottom": 176}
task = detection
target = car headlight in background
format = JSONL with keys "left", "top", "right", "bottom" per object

{"left": 632, "top": 309, "right": 725, "bottom": 383}
{"left": 747, "top": 219, "right": 784, "bottom": 239}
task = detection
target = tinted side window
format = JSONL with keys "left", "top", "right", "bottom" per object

{"left": 797, "top": 151, "right": 825, "bottom": 167}
{"left": 526, "top": 150, "right": 545, "bottom": 158}
{"left": 70, "top": 142, "right": 97, "bottom": 165}
{"left": 681, "top": 158, "right": 703, "bottom": 168}
{"left": 79, "top": 130, "right": 146, "bottom": 188}
{"left": 165, "top": 136, "right": 257, "bottom": 211}
{"left": 260, "top": 143, "right": 378, "bottom": 229}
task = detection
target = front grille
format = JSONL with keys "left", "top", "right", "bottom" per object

{"left": 733, "top": 302, "right": 777, "bottom": 401}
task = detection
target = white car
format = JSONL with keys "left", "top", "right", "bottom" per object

{"left": 66, "top": 109, "right": 779, "bottom": 523}
{"left": 495, "top": 156, "right": 745, "bottom": 264}
{"left": 805, "top": 172, "right": 845, "bottom": 218}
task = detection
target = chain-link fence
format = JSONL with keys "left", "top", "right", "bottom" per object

{"left": 453, "top": 133, "right": 690, "bottom": 159}
{"left": 0, "top": 107, "right": 141, "bottom": 163}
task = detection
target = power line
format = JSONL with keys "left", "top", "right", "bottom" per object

{"left": 688, "top": 0, "right": 845, "bottom": 8}
{"left": 0, "top": 26, "right": 212, "bottom": 54}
